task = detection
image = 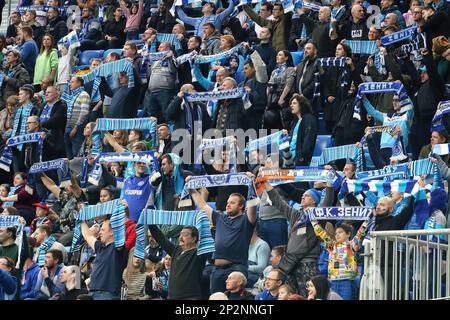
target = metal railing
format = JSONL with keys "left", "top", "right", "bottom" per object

{"left": 360, "top": 229, "right": 450, "bottom": 300}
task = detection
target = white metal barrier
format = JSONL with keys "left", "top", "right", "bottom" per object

{"left": 360, "top": 229, "right": 450, "bottom": 300}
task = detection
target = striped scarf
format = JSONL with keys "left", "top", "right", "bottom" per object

{"left": 0, "top": 216, "right": 23, "bottom": 268}
{"left": 70, "top": 199, "right": 125, "bottom": 252}
{"left": 61, "top": 86, "right": 85, "bottom": 121}
{"left": 0, "top": 132, "right": 43, "bottom": 172}
{"left": 184, "top": 87, "right": 251, "bottom": 110}
{"left": 295, "top": 0, "right": 321, "bottom": 11}
{"left": 431, "top": 100, "right": 450, "bottom": 132}
{"left": 432, "top": 143, "right": 450, "bottom": 156}
{"left": 195, "top": 136, "right": 237, "bottom": 173}
{"left": 256, "top": 167, "right": 344, "bottom": 191}
{"left": 380, "top": 26, "right": 417, "bottom": 47}
{"left": 134, "top": 209, "right": 215, "bottom": 259}
{"left": 307, "top": 207, "right": 373, "bottom": 221}
{"left": 353, "top": 82, "right": 413, "bottom": 120}
{"left": 0, "top": 69, "right": 17, "bottom": 98}
{"left": 17, "top": 5, "right": 68, "bottom": 17}
{"left": 57, "top": 31, "right": 80, "bottom": 51}
{"left": 88, "top": 151, "right": 159, "bottom": 186}
{"left": 91, "top": 118, "right": 156, "bottom": 156}
{"left": 356, "top": 158, "right": 434, "bottom": 180}
{"left": 318, "top": 144, "right": 363, "bottom": 172}
{"left": 2, "top": 187, "right": 17, "bottom": 208}
{"left": 391, "top": 134, "right": 407, "bottom": 161}
{"left": 150, "top": 33, "right": 182, "bottom": 53}
{"left": 155, "top": 153, "right": 185, "bottom": 209}
{"left": 28, "top": 159, "right": 71, "bottom": 187}
{"left": 37, "top": 235, "right": 56, "bottom": 267}
{"left": 314, "top": 57, "right": 348, "bottom": 98}
{"left": 193, "top": 44, "right": 242, "bottom": 64}
{"left": 397, "top": 32, "right": 426, "bottom": 58}
{"left": 245, "top": 131, "right": 290, "bottom": 152}
{"left": 343, "top": 40, "right": 378, "bottom": 55}
{"left": 80, "top": 59, "right": 135, "bottom": 103}
{"left": 179, "top": 173, "right": 260, "bottom": 208}
{"left": 12, "top": 103, "right": 34, "bottom": 140}
{"left": 341, "top": 179, "right": 419, "bottom": 195}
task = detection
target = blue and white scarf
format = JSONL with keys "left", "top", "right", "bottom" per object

{"left": 314, "top": 57, "right": 349, "bottom": 98}
{"left": 356, "top": 163, "right": 410, "bottom": 181}
{"left": 397, "top": 32, "right": 426, "bottom": 58}
{"left": 61, "top": 86, "right": 85, "bottom": 121}
{"left": 307, "top": 206, "right": 373, "bottom": 221}
{"left": 91, "top": 118, "right": 156, "bottom": 156}
{"left": 28, "top": 159, "right": 71, "bottom": 187}
{"left": 258, "top": 167, "right": 344, "bottom": 190}
{"left": 195, "top": 136, "right": 237, "bottom": 173}
{"left": 343, "top": 40, "right": 378, "bottom": 55}
{"left": 245, "top": 131, "right": 290, "bottom": 152}
{"left": 432, "top": 143, "right": 450, "bottom": 156}
{"left": 12, "top": 103, "right": 34, "bottom": 140}
{"left": 341, "top": 179, "right": 419, "bottom": 195}
{"left": 353, "top": 82, "right": 413, "bottom": 120}
{"left": 295, "top": 0, "right": 321, "bottom": 11}
{"left": 37, "top": 235, "right": 56, "bottom": 267}
{"left": 134, "top": 209, "right": 215, "bottom": 259}
{"left": 179, "top": 173, "right": 260, "bottom": 208}
{"left": 149, "top": 33, "right": 182, "bottom": 53}
{"left": 0, "top": 132, "right": 43, "bottom": 172}
{"left": 70, "top": 199, "right": 125, "bottom": 252}
{"left": 57, "top": 30, "right": 80, "bottom": 51}
{"left": 0, "top": 69, "right": 17, "bottom": 98}
{"left": 17, "top": 5, "right": 68, "bottom": 17}
{"left": 80, "top": 59, "right": 135, "bottom": 103}
{"left": 0, "top": 216, "right": 23, "bottom": 268}
{"left": 184, "top": 87, "right": 251, "bottom": 110}
{"left": 193, "top": 44, "right": 242, "bottom": 64}
{"left": 380, "top": 26, "right": 417, "bottom": 47}
{"left": 431, "top": 100, "right": 450, "bottom": 132}
{"left": 88, "top": 151, "right": 159, "bottom": 186}
{"left": 1, "top": 187, "right": 17, "bottom": 208}
{"left": 318, "top": 144, "right": 363, "bottom": 172}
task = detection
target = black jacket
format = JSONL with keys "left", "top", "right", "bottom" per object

{"left": 291, "top": 113, "right": 318, "bottom": 166}
{"left": 375, "top": 196, "right": 414, "bottom": 231}
{"left": 45, "top": 16, "right": 69, "bottom": 45}
{"left": 41, "top": 99, "right": 67, "bottom": 159}
{"left": 420, "top": 10, "right": 450, "bottom": 49}
{"left": 102, "top": 17, "right": 127, "bottom": 47}
{"left": 147, "top": 4, "right": 177, "bottom": 33}
{"left": 294, "top": 56, "right": 318, "bottom": 100}
{"left": 241, "top": 76, "right": 267, "bottom": 131}
{"left": 298, "top": 14, "right": 337, "bottom": 57}
{"left": 166, "top": 96, "right": 211, "bottom": 134}
{"left": 253, "top": 42, "right": 277, "bottom": 78}
{"left": 338, "top": 17, "right": 368, "bottom": 41}
{"left": 213, "top": 97, "right": 247, "bottom": 132}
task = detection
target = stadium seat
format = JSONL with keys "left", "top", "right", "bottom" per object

{"left": 291, "top": 51, "right": 304, "bottom": 67}
{"left": 103, "top": 48, "right": 124, "bottom": 58}
{"left": 79, "top": 50, "right": 104, "bottom": 66}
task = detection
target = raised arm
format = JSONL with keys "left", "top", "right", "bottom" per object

{"left": 362, "top": 95, "right": 384, "bottom": 123}
{"left": 311, "top": 220, "right": 335, "bottom": 252}
{"left": 190, "top": 188, "right": 213, "bottom": 224}
{"left": 243, "top": 5, "right": 269, "bottom": 27}
{"left": 80, "top": 221, "right": 97, "bottom": 250}
{"left": 40, "top": 173, "right": 61, "bottom": 199}
{"left": 104, "top": 132, "right": 126, "bottom": 152}
{"left": 192, "top": 63, "right": 215, "bottom": 91}
{"left": 176, "top": 6, "right": 198, "bottom": 27}
{"left": 218, "top": 0, "right": 235, "bottom": 20}
{"left": 148, "top": 225, "right": 176, "bottom": 256}
{"left": 119, "top": 0, "right": 131, "bottom": 17}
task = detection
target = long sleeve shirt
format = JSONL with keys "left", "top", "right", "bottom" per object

{"left": 313, "top": 221, "right": 368, "bottom": 281}
{"left": 66, "top": 91, "right": 90, "bottom": 128}
{"left": 120, "top": 0, "right": 144, "bottom": 30}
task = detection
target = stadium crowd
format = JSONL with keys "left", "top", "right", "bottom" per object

{"left": 0, "top": 0, "right": 450, "bottom": 301}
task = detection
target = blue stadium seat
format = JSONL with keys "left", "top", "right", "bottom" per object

{"left": 309, "top": 135, "right": 333, "bottom": 166}
{"left": 313, "top": 135, "right": 333, "bottom": 157}
{"left": 103, "top": 48, "right": 124, "bottom": 58}
{"left": 79, "top": 50, "right": 104, "bottom": 66}
{"left": 291, "top": 51, "right": 304, "bottom": 67}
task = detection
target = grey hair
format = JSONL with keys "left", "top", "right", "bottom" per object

{"left": 223, "top": 77, "right": 237, "bottom": 88}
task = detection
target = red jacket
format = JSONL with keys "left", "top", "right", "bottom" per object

{"left": 125, "top": 219, "right": 136, "bottom": 251}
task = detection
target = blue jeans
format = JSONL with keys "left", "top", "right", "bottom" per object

{"left": 90, "top": 291, "right": 120, "bottom": 300}
{"left": 210, "top": 264, "right": 248, "bottom": 294}
{"left": 330, "top": 279, "right": 354, "bottom": 300}
{"left": 258, "top": 218, "right": 288, "bottom": 248}
{"left": 64, "top": 126, "right": 85, "bottom": 160}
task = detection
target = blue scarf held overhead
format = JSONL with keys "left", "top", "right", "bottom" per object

{"left": 193, "top": 44, "right": 242, "bottom": 64}
{"left": 28, "top": 158, "right": 71, "bottom": 187}
{"left": 307, "top": 207, "right": 373, "bottom": 221}
{"left": 195, "top": 136, "right": 237, "bottom": 173}
{"left": 245, "top": 131, "right": 290, "bottom": 152}
{"left": 380, "top": 26, "right": 417, "bottom": 47}
{"left": 179, "top": 173, "right": 260, "bottom": 208}
{"left": 431, "top": 100, "right": 450, "bottom": 132}
{"left": 134, "top": 209, "right": 215, "bottom": 259}
{"left": 318, "top": 144, "right": 364, "bottom": 172}
{"left": 0, "top": 132, "right": 43, "bottom": 172}
{"left": 70, "top": 199, "right": 125, "bottom": 252}
{"left": 341, "top": 179, "right": 419, "bottom": 195}
{"left": 0, "top": 216, "right": 24, "bottom": 268}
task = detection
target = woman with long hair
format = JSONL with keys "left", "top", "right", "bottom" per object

{"left": 282, "top": 94, "right": 318, "bottom": 167}
{"left": 120, "top": 0, "right": 144, "bottom": 41}
{"left": 265, "top": 50, "right": 296, "bottom": 130}
{"left": 122, "top": 247, "right": 152, "bottom": 300}
{"left": 306, "top": 275, "right": 342, "bottom": 300}
{"left": 33, "top": 34, "right": 58, "bottom": 91}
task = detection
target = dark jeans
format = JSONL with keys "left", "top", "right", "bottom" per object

{"left": 330, "top": 279, "right": 354, "bottom": 300}
{"left": 96, "top": 39, "right": 123, "bottom": 50}
{"left": 144, "top": 89, "right": 175, "bottom": 124}
{"left": 64, "top": 126, "right": 85, "bottom": 160}
{"left": 80, "top": 39, "right": 98, "bottom": 51}
{"left": 210, "top": 263, "right": 248, "bottom": 294}
{"left": 90, "top": 290, "right": 120, "bottom": 300}
{"left": 12, "top": 147, "right": 25, "bottom": 173}
{"left": 126, "top": 30, "right": 139, "bottom": 41}
{"left": 258, "top": 218, "right": 288, "bottom": 249}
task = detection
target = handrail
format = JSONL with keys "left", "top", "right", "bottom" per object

{"left": 369, "top": 228, "right": 450, "bottom": 237}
